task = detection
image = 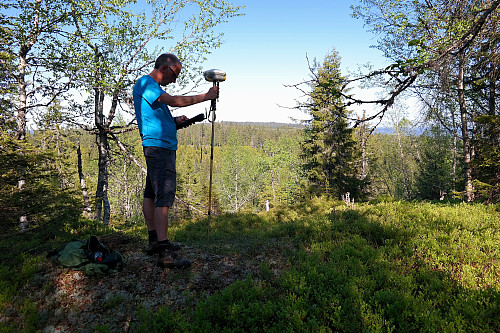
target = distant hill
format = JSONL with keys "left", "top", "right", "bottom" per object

{"left": 372, "top": 127, "right": 393, "bottom": 134}
{"left": 219, "top": 121, "right": 304, "bottom": 129}
{"left": 372, "top": 127, "right": 427, "bottom": 135}
{"left": 216, "top": 122, "right": 427, "bottom": 135}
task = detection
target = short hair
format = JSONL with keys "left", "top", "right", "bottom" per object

{"left": 154, "top": 53, "right": 181, "bottom": 69}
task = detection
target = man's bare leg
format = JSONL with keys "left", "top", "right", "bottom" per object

{"left": 153, "top": 205, "right": 191, "bottom": 268}
{"left": 143, "top": 198, "right": 169, "bottom": 241}
{"left": 154, "top": 206, "right": 170, "bottom": 242}
{"left": 143, "top": 198, "right": 156, "bottom": 232}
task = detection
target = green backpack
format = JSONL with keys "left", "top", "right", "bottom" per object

{"left": 49, "top": 236, "right": 124, "bottom": 275}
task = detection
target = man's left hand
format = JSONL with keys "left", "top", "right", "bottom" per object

{"left": 175, "top": 115, "right": 188, "bottom": 124}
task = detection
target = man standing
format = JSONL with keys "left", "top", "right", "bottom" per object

{"left": 133, "top": 53, "right": 218, "bottom": 268}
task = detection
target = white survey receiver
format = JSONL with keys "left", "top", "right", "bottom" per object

{"left": 203, "top": 69, "right": 226, "bottom": 82}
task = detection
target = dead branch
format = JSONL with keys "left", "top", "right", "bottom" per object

{"left": 108, "top": 131, "right": 146, "bottom": 174}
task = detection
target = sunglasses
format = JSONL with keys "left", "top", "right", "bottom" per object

{"left": 166, "top": 66, "right": 178, "bottom": 79}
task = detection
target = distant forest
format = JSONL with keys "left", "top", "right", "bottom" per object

{"left": 0, "top": 118, "right": 481, "bottom": 229}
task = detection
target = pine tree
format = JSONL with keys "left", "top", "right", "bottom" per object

{"left": 301, "top": 48, "right": 366, "bottom": 199}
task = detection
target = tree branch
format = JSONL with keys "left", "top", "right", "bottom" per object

{"left": 108, "top": 131, "right": 146, "bottom": 174}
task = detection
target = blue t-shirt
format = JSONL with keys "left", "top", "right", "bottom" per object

{"left": 133, "top": 75, "right": 177, "bottom": 150}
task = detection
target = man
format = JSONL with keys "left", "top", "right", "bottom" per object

{"left": 133, "top": 53, "right": 218, "bottom": 268}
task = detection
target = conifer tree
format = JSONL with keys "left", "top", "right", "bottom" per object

{"left": 301, "top": 48, "right": 366, "bottom": 199}
{"left": 415, "top": 126, "right": 457, "bottom": 200}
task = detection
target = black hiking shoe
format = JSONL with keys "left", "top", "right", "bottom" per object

{"left": 157, "top": 248, "right": 191, "bottom": 269}
{"left": 146, "top": 240, "right": 182, "bottom": 255}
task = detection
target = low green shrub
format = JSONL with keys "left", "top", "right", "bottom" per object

{"left": 3, "top": 196, "right": 498, "bottom": 332}
{"left": 133, "top": 201, "right": 499, "bottom": 332}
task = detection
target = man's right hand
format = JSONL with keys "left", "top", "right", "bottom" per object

{"left": 206, "top": 86, "right": 219, "bottom": 100}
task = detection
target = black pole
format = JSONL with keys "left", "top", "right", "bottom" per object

{"left": 207, "top": 81, "right": 218, "bottom": 236}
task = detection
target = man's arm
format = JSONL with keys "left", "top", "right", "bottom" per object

{"left": 158, "top": 86, "right": 218, "bottom": 107}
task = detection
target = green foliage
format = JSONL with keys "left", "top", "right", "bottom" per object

{"left": 2, "top": 0, "right": 76, "bottom": 139}
{"left": 473, "top": 115, "right": 500, "bottom": 203}
{"left": 190, "top": 278, "right": 294, "bottom": 332}
{"left": 351, "top": 0, "right": 500, "bottom": 203}
{"left": 176, "top": 123, "right": 306, "bottom": 215}
{"left": 107, "top": 130, "right": 145, "bottom": 221}
{"left": 0, "top": 133, "right": 82, "bottom": 239}
{"left": 218, "top": 128, "right": 267, "bottom": 212}
{"left": 2, "top": 169, "right": 499, "bottom": 332}
{"left": 175, "top": 144, "right": 210, "bottom": 219}
{"left": 365, "top": 131, "right": 416, "bottom": 199}
{"left": 135, "top": 305, "right": 190, "bottom": 332}
{"left": 93, "top": 326, "right": 112, "bottom": 333}
{"left": 366, "top": 123, "right": 463, "bottom": 201}
{"left": 3, "top": 0, "right": 245, "bottom": 220}
{"left": 0, "top": 47, "right": 16, "bottom": 132}
{"left": 101, "top": 293, "right": 125, "bottom": 311}
{"left": 261, "top": 132, "right": 305, "bottom": 206}
{"left": 0, "top": 254, "right": 44, "bottom": 309}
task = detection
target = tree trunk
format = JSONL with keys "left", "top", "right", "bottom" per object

{"left": 93, "top": 55, "right": 110, "bottom": 224}
{"left": 95, "top": 127, "right": 110, "bottom": 225}
{"left": 15, "top": 14, "right": 33, "bottom": 231}
{"left": 449, "top": 105, "right": 458, "bottom": 193}
{"left": 16, "top": 42, "right": 29, "bottom": 141}
{"left": 77, "top": 141, "right": 92, "bottom": 218}
{"left": 453, "top": 123, "right": 458, "bottom": 193}
{"left": 15, "top": 0, "right": 42, "bottom": 140}
{"left": 15, "top": 0, "right": 41, "bottom": 227}
{"left": 270, "top": 170, "right": 277, "bottom": 204}
{"left": 18, "top": 178, "right": 28, "bottom": 232}
{"left": 234, "top": 170, "right": 239, "bottom": 212}
{"left": 458, "top": 52, "right": 475, "bottom": 202}
{"left": 92, "top": 46, "right": 111, "bottom": 225}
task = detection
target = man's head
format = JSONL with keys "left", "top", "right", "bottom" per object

{"left": 154, "top": 53, "right": 182, "bottom": 86}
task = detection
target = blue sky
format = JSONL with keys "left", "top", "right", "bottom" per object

{"left": 175, "top": 0, "right": 389, "bottom": 124}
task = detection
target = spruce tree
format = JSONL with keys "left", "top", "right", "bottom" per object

{"left": 301, "top": 48, "right": 366, "bottom": 199}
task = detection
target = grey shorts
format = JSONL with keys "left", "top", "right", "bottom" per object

{"left": 143, "top": 146, "right": 176, "bottom": 207}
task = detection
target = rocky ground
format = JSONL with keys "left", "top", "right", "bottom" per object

{"left": 9, "top": 233, "right": 291, "bottom": 332}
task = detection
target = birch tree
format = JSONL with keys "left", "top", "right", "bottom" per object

{"left": 1, "top": 0, "right": 73, "bottom": 141}
{"left": 218, "top": 129, "right": 265, "bottom": 212}
{"left": 0, "top": 31, "right": 17, "bottom": 132}
{"left": 1, "top": 0, "right": 74, "bottom": 231}
{"left": 348, "top": 0, "right": 500, "bottom": 202}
